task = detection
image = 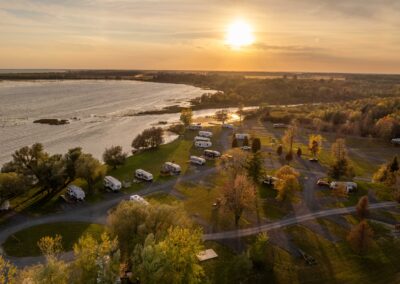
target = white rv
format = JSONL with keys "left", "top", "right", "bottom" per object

{"left": 330, "top": 181, "right": 358, "bottom": 193}
{"left": 67, "top": 185, "right": 85, "bottom": 201}
{"left": 391, "top": 138, "right": 400, "bottom": 145}
{"left": 190, "top": 155, "right": 206, "bottom": 165}
{"left": 204, "top": 149, "right": 221, "bottom": 159}
{"left": 0, "top": 200, "right": 10, "bottom": 211}
{"left": 222, "top": 124, "right": 234, "bottom": 129}
{"left": 104, "top": 176, "right": 122, "bottom": 192}
{"left": 162, "top": 162, "right": 181, "bottom": 174}
{"left": 235, "top": 133, "right": 249, "bottom": 140}
{"left": 135, "top": 169, "right": 153, "bottom": 181}
{"left": 188, "top": 124, "right": 202, "bottom": 130}
{"left": 129, "top": 195, "right": 149, "bottom": 205}
{"left": 195, "top": 141, "right": 212, "bottom": 148}
{"left": 273, "top": 123, "right": 288, "bottom": 128}
{"left": 194, "top": 136, "right": 211, "bottom": 142}
{"left": 199, "top": 131, "right": 213, "bottom": 138}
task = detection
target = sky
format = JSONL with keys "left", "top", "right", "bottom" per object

{"left": 1, "top": 0, "right": 400, "bottom": 73}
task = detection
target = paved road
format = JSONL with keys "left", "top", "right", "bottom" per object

{"left": 203, "top": 201, "right": 398, "bottom": 240}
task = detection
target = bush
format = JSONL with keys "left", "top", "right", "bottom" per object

{"left": 132, "top": 127, "right": 164, "bottom": 150}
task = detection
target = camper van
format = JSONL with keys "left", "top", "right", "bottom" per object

{"left": 190, "top": 155, "right": 206, "bottom": 165}
{"left": 104, "top": 176, "right": 122, "bottom": 192}
{"left": 199, "top": 131, "right": 213, "bottom": 138}
{"left": 67, "top": 185, "right": 85, "bottom": 201}
{"left": 330, "top": 181, "right": 358, "bottom": 193}
{"left": 222, "top": 124, "right": 234, "bottom": 129}
{"left": 204, "top": 149, "right": 221, "bottom": 159}
{"left": 135, "top": 169, "right": 153, "bottom": 181}
{"left": 194, "top": 136, "right": 211, "bottom": 142}
{"left": 162, "top": 162, "right": 181, "bottom": 175}
{"left": 188, "top": 124, "right": 202, "bottom": 130}
{"left": 130, "top": 195, "right": 149, "bottom": 205}
{"left": 235, "top": 133, "right": 249, "bottom": 140}
{"left": 195, "top": 141, "right": 212, "bottom": 148}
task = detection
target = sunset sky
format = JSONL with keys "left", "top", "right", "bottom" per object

{"left": 1, "top": 0, "right": 400, "bottom": 73}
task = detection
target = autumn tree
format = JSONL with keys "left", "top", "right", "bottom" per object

{"left": 75, "top": 154, "right": 106, "bottom": 195}
{"left": 215, "top": 109, "right": 229, "bottom": 124}
{"left": 217, "top": 148, "right": 248, "bottom": 177}
{"left": 0, "top": 172, "right": 28, "bottom": 205}
{"left": 247, "top": 232, "right": 271, "bottom": 271}
{"left": 308, "top": 134, "right": 322, "bottom": 159}
{"left": 277, "top": 145, "right": 283, "bottom": 156}
{"left": 221, "top": 174, "right": 256, "bottom": 227}
{"left": 103, "top": 145, "right": 127, "bottom": 169}
{"left": 282, "top": 125, "right": 297, "bottom": 157}
{"left": 251, "top": 138, "right": 261, "bottom": 153}
{"left": 132, "top": 227, "right": 204, "bottom": 284}
{"left": 132, "top": 127, "right": 164, "bottom": 150}
{"left": 356, "top": 196, "right": 369, "bottom": 219}
{"left": 296, "top": 147, "right": 302, "bottom": 158}
{"left": 232, "top": 137, "right": 238, "bottom": 148}
{"left": 347, "top": 220, "right": 374, "bottom": 254}
{"left": 373, "top": 156, "right": 399, "bottom": 186}
{"left": 238, "top": 103, "right": 245, "bottom": 124}
{"left": 180, "top": 108, "right": 193, "bottom": 127}
{"left": 274, "top": 166, "right": 301, "bottom": 202}
{"left": 285, "top": 151, "right": 293, "bottom": 164}
{"left": 0, "top": 255, "right": 17, "bottom": 284}
{"left": 329, "top": 138, "right": 354, "bottom": 179}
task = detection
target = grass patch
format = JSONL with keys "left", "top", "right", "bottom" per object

{"left": 3, "top": 222, "right": 105, "bottom": 257}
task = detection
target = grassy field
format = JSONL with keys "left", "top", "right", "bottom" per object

{"left": 3, "top": 222, "right": 105, "bottom": 257}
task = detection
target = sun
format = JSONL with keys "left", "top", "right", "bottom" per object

{"left": 225, "top": 19, "right": 255, "bottom": 49}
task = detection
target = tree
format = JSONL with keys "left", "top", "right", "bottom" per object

{"left": 180, "top": 108, "right": 193, "bottom": 127}
{"left": 356, "top": 196, "right": 369, "bottom": 219}
{"left": 221, "top": 174, "right": 256, "bottom": 227}
{"left": 108, "top": 201, "right": 191, "bottom": 260}
{"left": 232, "top": 137, "right": 238, "bottom": 148}
{"left": 215, "top": 110, "right": 229, "bottom": 124}
{"left": 103, "top": 145, "right": 127, "bottom": 169}
{"left": 373, "top": 156, "right": 399, "bottom": 185}
{"left": 389, "top": 156, "right": 399, "bottom": 173}
{"left": 329, "top": 138, "right": 354, "bottom": 179}
{"left": 347, "top": 220, "right": 374, "bottom": 254}
{"left": 296, "top": 147, "right": 302, "bottom": 158}
{"left": 238, "top": 103, "right": 245, "bottom": 124}
{"left": 0, "top": 173, "right": 28, "bottom": 204}
{"left": 331, "top": 138, "right": 347, "bottom": 161}
{"left": 308, "top": 134, "right": 322, "bottom": 159}
{"left": 217, "top": 148, "right": 248, "bottom": 178}
{"left": 277, "top": 145, "right": 283, "bottom": 156}
{"left": 0, "top": 255, "right": 17, "bottom": 284}
{"left": 132, "top": 127, "right": 164, "bottom": 150}
{"left": 70, "top": 233, "right": 120, "bottom": 284}
{"left": 246, "top": 152, "right": 265, "bottom": 183}
{"left": 285, "top": 151, "right": 293, "bottom": 164}
{"left": 75, "top": 154, "right": 106, "bottom": 195}
{"left": 35, "top": 154, "right": 68, "bottom": 195}
{"left": 274, "top": 166, "right": 300, "bottom": 202}
{"left": 64, "top": 147, "right": 82, "bottom": 181}
{"left": 247, "top": 232, "right": 270, "bottom": 271}
{"left": 282, "top": 125, "right": 297, "bottom": 156}
{"left": 243, "top": 136, "right": 249, "bottom": 147}
{"left": 132, "top": 227, "right": 204, "bottom": 284}
{"left": 251, "top": 138, "right": 261, "bottom": 153}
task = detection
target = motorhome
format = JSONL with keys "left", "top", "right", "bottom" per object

{"left": 130, "top": 195, "right": 149, "bottom": 205}
{"left": 104, "top": 176, "right": 122, "bottom": 192}
{"left": 194, "top": 136, "right": 211, "bottom": 142}
{"left": 188, "top": 123, "right": 202, "bottom": 130}
{"left": 66, "top": 185, "right": 85, "bottom": 201}
{"left": 222, "top": 124, "right": 234, "bottom": 129}
{"left": 199, "top": 131, "right": 213, "bottom": 138}
{"left": 190, "top": 155, "right": 206, "bottom": 165}
{"left": 162, "top": 162, "right": 181, "bottom": 175}
{"left": 204, "top": 149, "right": 221, "bottom": 158}
{"left": 235, "top": 133, "right": 249, "bottom": 140}
{"left": 195, "top": 141, "right": 212, "bottom": 148}
{"left": 330, "top": 181, "right": 358, "bottom": 193}
{"left": 135, "top": 169, "right": 153, "bottom": 181}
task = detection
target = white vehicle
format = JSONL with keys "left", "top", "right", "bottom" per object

{"left": 129, "top": 195, "right": 149, "bottom": 205}
{"left": 263, "top": 175, "right": 280, "bottom": 186}
{"left": 188, "top": 124, "right": 202, "bottom": 130}
{"left": 199, "top": 131, "right": 213, "bottom": 138}
{"left": 190, "top": 155, "right": 206, "bottom": 165}
{"left": 330, "top": 181, "right": 358, "bottom": 193}
{"left": 194, "top": 136, "right": 211, "bottom": 142}
{"left": 0, "top": 200, "right": 10, "bottom": 211}
{"left": 204, "top": 149, "right": 221, "bottom": 158}
{"left": 135, "top": 169, "right": 153, "bottom": 181}
{"left": 222, "top": 124, "right": 234, "bottom": 129}
{"left": 235, "top": 133, "right": 249, "bottom": 140}
{"left": 66, "top": 185, "right": 85, "bottom": 201}
{"left": 273, "top": 123, "right": 288, "bottom": 128}
{"left": 195, "top": 141, "right": 212, "bottom": 148}
{"left": 162, "top": 162, "right": 181, "bottom": 174}
{"left": 391, "top": 138, "right": 400, "bottom": 145}
{"left": 241, "top": 146, "right": 251, "bottom": 151}
{"left": 104, "top": 176, "right": 122, "bottom": 192}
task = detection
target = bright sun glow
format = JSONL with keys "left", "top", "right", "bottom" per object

{"left": 225, "top": 19, "right": 255, "bottom": 49}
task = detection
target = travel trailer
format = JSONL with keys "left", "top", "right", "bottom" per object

{"left": 188, "top": 123, "right": 202, "bottom": 130}
{"left": 66, "top": 185, "right": 85, "bottom": 201}
{"left": 135, "top": 169, "right": 153, "bottom": 181}
{"left": 391, "top": 138, "right": 400, "bottom": 145}
{"left": 194, "top": 136, "right": 211, "bottom": 142}
{"left": 330, "top": 181, "right": 358, "bottom": 193}
{"left": 190, "top": 155, "right": 206, "bottom": 165}
{"left": 263, "top": 175, "right": 280, "bottom": 186}
{"left": 235, "top": 133, "right": 249, "bottom": 140}
{"left": 199, "top": 131, "right": 213, "bottom": 138}
{"left": 104, "top": 176, "right": 122, "bottom": 192}
{"left": 204, "top": 149, "right": 221, "bottom": 158}
{"left": 130, "top": 195, "right": 149, "bottom": 205}
{"left": 195, "top": 141, "right": 212, "bottom": 148}
{"left": 162, "top": 162, "right": 181, "bottom": 175}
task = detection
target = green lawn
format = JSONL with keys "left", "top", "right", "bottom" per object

{"left": 2, "top": 222, "right": 105, "bottom": 257}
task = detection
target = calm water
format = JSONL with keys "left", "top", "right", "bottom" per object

{"left": 0, "top": 80, "right": 215, "bottom": 164}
